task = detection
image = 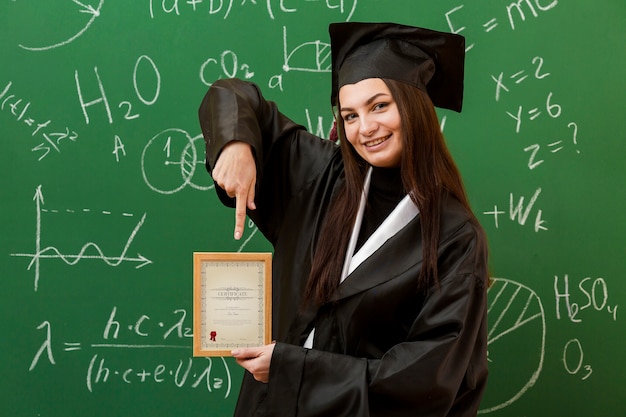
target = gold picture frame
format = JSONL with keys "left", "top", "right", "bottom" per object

{"left": 193, "top": 252, "right": 272, "bottom": 357}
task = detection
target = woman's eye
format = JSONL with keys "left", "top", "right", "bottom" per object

{"left": 373, "top": 102, "right": 388, "bottom": 111}
{"left": 342, "top": 113, "right": 356, "bottom": 122}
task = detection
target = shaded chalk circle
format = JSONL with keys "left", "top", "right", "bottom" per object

{"left": 141, "top": 128, "right": 213, "bottom": 194}
{"left": 478, "top": 277, "right": 546, "bottom": 414}
{"left": 181, "top": 136, "right": 214, "bottom": 192}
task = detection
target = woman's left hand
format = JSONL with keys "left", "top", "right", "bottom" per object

{"left": 231, "top": 343, "right": 276, "bottom": 383}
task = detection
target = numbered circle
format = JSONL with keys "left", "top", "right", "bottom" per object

{"left": 141, "top": 128, "right": 213, "bottom": 194}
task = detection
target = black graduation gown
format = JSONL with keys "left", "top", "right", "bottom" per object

{"left": 199, "top": 78, "right": 489, "bottom": 417}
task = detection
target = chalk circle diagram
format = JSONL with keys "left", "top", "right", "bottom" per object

{"left": 18, "top": 0, "right": 104, "bottom": 52}
{"left": 141, "top": 128, "right": 214, "bottom": 195}
{"left": 478, "top": 277, "right": 546, "bottom": 414}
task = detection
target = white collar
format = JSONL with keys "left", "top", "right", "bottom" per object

{"left": 303, "top": 168, "right": 419, "bottom": 348}
{"left": 340, "top": 167, "right": 420, "bottom": 283}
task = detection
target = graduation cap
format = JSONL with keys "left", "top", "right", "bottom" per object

{"left": 329, "top": 22, "right": 466, "bottom": 112}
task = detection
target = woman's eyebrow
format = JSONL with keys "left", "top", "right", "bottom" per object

{"left": 339, "top": 92, "right": 390, "bottom": 112}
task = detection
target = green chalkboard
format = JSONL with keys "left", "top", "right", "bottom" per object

{"left": 1, "top": 1, "right": 624, "bottom": 416}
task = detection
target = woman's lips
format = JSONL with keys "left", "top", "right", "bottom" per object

{"left": 364, "top": 134, "right": 391, "bottom": 147}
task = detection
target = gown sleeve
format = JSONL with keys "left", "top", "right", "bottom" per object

{"left": 265, "top": 219, "right": 489, "bottom": 417}
{"left": 198, "top": 77, "right": 340, "bottom": 243}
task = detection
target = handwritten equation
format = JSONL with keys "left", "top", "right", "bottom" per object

{"left": 148, "top": 0, "right": 358, "bottom": 21}
{"left": 493, "top": 56, "right": 581, "bottom": 169}
{"left": 29, "top": 307, "right": 232, "bottom": 394}
{"left": 446, "top": 0, "right": 559, "bottom": 51}
{"left": 0, "top": 81, "right": 79, "bottom": 161}
{"left": 477, "top": 21, "right": 583, "bottom": 235}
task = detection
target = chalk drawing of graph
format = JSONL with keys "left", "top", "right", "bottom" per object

{"left": 479, "top": 277, "right": 546, "bottom": 414}
{"left": 10, "top": 185, "right": 152, "bottom": 292}
{"left": 141, "top": 128, "right": 213, "bottom": 195}
{"left": 281, "top": 26, "right": 332, "bottom": 73}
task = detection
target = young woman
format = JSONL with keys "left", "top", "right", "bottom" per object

{"left": 199, "top": 22, "right": 489, "bottom": 417}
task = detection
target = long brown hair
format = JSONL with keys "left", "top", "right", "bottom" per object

{"left": 304, "top": 78, "right": 477, "bottom": 306}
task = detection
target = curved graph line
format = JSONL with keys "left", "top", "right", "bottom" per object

{"left": 18, "top": 0, "right": 104, "bottom": 52}
{"left": 25, "top": 213, "right": 150, "bottom": 269}
{"left": 27, "top": 244, "right": 151, "bottom": 267}
{"left": 12, "top": 209, "right": 152, "bottom": 291}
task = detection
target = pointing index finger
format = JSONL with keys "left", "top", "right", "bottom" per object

{"left": 234, "top": 189, "right": 248, "bottom": 240}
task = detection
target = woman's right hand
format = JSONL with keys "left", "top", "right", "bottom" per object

{"left": 211, "top": 141, "right": 257, "bottom": 240}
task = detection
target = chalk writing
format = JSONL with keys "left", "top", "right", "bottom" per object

{"left": 504, "top": 0, "right": 559, "bottom": 30}
{"left": 29, "top": 321, "right": 56, "bottom": 371}
{"left": 75, "top": 55, "right": 161, "bottom": 125}
{"left": 480, "top": 277, "right": 545, "bottom": 414}
{"left": 141, "top": 128, "right": 213, "bottom": 194}
{"left": 103, "top": 307, "right": 192, "bottom": 340}
{"left": 491, "top": 57, "right": 551, "bottom": 102}
{"left": 2, "top": 3, "right": 622, "bottom": 417}
{"left": 86, "top": 354, "right": 231, "bottom": 393}
{"left": 446, "top": 1, "right": 558, "bottom": 51}
{"left": 266, "top": 25, "right": 332, "bottom": 91}
{"left": 10, "top": 186, "right": 152, "bottom": 291}
{"left": 19, "top": 0, "right": 104, "bottom": 51}
{"left": 0, "top": 81, "right": 79, "bottom": 161}
{"left": 148, "top": 0, "right": 357, "bottom": 21}
{"left": 74, "top": 55, "right": 161, "bottom": 162}
{"left": 554, "top": 274, "right": 619, "bottom": 323}
{"left": 280, "top": 25, "right": 331, "bottom": 74}
{"left": 506, "top": 91, "right": 564, "bottom": 133}
{"left": 200, "top": 50, "right": 256, "bottom": 87}
{"left": 27, "top": 312, "right": 231, "bottom": 394}
{"left": 563, "top": 338, "right": 593, "bottom": 381}
{"left": 113, "top": 134, "right": 126, "bottom": 161}
{"left": 483, "top": 187, "right": 547, "bottom": 232}
{"left": 489, "top": 56, "right": 582, "bottom": 170}
{"left": 520, "top": 120, "right": 581, "bottom": 169}
{"left": 304, "top": 108, "right": 334, "bottom": 139}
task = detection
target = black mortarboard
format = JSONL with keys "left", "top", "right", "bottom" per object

{"left": 329, "top": 22, "right": 466, "bottom": 112}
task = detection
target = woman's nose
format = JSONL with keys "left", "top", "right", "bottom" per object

{"left": 359, "top": 117, "right": 376, "bottom": 136}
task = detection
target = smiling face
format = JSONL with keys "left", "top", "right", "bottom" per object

{"left": 338, "top": 78, "right": 403, "bottom": 168}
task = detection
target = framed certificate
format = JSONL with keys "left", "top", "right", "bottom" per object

{"left": 193, "top": 252, "right": 272, "bottom": 357}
